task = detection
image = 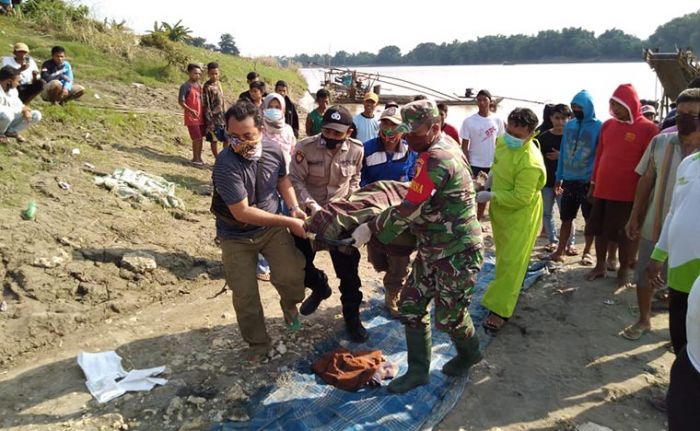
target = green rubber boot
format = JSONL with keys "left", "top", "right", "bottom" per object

{"left": 442, "top": 332, "right": 482, "bottom": 377}
{"left": 388, "top": 325, "right": 432, "bottom": 393}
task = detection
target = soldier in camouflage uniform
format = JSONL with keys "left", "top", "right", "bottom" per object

{"left": 352, "top": 100, "right": 483, "bottom": 393}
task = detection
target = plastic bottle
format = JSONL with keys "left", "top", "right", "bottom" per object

{"left": 22, "top": 201, "right": 37, "bottom": 220}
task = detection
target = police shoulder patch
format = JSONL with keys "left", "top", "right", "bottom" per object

{"left": 295, "top": 151, "right": 305, "bottom": 164}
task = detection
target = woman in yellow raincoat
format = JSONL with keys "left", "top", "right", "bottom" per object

{"left": 476, "top": 108, "right": 546, "bottom": 334}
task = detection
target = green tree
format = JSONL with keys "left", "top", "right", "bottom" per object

{"left": 647, "top": 10, "right": 700, "bottom": 52}
{"left": 187, "top": 37, "right": 207, "bottom": 48}
{"left": 219, "top": 33, "right": 240, "bottom": 56}
{"left": 376, "top": 45, "right": 402, "bottom": 65}
{"left": 160, "top": 19, "right": 192, "bottom": 43}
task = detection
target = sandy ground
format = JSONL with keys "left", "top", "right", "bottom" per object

{"left": 0, "top": 83, "right": 675, "bottom": 430}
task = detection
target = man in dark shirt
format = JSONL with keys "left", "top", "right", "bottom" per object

{"left": 538, "top": 104, "right": 576, "bottom": 254}
{"left": 211, "top": 100, "right": 308, "bottom": 361}
{"left": 275, "top": 80, "right": 300, "bottom": 138}
{"left": 238, "top": 71, "right": 265, "bottom": 102}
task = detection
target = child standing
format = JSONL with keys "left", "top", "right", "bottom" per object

{"left": 203, "top": 62, "right": 226, "bottom": 158}
{"left": 178, "top": 63, "right": 204, "bottom": 165}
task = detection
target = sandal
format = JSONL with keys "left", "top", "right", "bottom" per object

{"left": 580, "top": 253, "right": 594, "bottom": 266}
{"left": 257, "top": 272, "right": 271, "bottom": 282}
{"left": 543, "top": 243, "right": 558, "bottom": 253}
{"left": 565, "top": 245, "right": 579, "bottom": 256}
{"left": 621, "top": 323, "right": 650, "bottom": 341}
{"left": 482, "top": 311, "right": 509, "bottom": 336}
{"left": 280, "top": 301, "right": 301, "bottom": 332}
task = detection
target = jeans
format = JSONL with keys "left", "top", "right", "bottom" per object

{"left": 542, "top": 187, "right": 574, "bottom": 245}
{"left": 0, "top": 108, "right": 42, "bottom": 135}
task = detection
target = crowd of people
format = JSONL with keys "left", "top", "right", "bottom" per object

{"left": 1, "top": 42, "right": 85, "bottom": 142}
{"left": 191, "top": 61, "right": 700, "bottom": 427}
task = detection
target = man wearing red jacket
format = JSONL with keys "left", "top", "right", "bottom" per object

{"left": 586, "top": 84, "right": 659, "bottom": 286}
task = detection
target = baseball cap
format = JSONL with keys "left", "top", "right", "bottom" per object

{"left": 363, "top": 92, "right": 379, "bottom": 104}
{"left": 395, "top": 100, "right": 440, "bottom": 133}
{"left": 640, "top": 105, "right": 656, "bottom": 115}
{"left": 476, "top": 89, "right": 492, "bottom": 100}
{"left": 321, "top": 106, "right": 353, "bottom": 133}
{"left": 379, "top": 106, "right": 402, "bottom": 125}
{"left": 13, "top": 43, "right": 29, "bottom": 53}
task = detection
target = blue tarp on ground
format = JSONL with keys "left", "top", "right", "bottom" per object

{"left": 214, "top": 257, "right": 549, "bottom": 431}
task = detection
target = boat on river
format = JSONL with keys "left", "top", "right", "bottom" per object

{"left": 644, "top": 48, "right": 699, "bottom": 117}
{"left": 318, "top": 67, "right": 503, "bottom": 107}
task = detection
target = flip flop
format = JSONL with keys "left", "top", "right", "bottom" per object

{"left": 621, "top": 323, "right": 650, "bottom": 340}
{"left": 543, "top": 243, "right": 558, "bottom": 253}
{"left": 482, "top": 312, "right": 509, "bottom": 336}
{"left": 580, "top": 253, "right": 594, "bottom": 266}
{"left": 257, "top": 272, "right": 271, "bottom": 282}
{"left": 280, "top": 301, "right": 301, "bottom": 332}
{"left": 565, "top": 245, "right": 579, "bottom": 256}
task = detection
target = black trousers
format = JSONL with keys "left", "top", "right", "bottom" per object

{"left": 17, "top": 80, "right": 44, "bottom": 104}
{"left": 667, "top": 347, "right": 700, "bottom": 431}
{"left": 669, "top": 288, "right": 689, "bottom": 355}
{"left": 293, "top": 237, "right": 362, "bottom": 309}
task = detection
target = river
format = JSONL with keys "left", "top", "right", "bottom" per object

{"left": 299, "top": 62, "right": 662, "bottom": 124}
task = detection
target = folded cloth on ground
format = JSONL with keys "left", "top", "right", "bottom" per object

{"left": 94, "top": 168, "right": 182, "bottom": 208}
{"left": 77, "top": 351, "right": 168, "bottom": 403}
{"left": 306, "top": 180, "right": 415, "bottom": 255}
{"left": 311, "top": 348, "right": 392, "bottom": 392}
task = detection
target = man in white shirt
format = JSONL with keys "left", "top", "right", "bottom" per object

{"left": 353, "top": 92, "right": 380, "bottom": 143}
{"left": 0, "top": 65, "right": 42, "bottom": 143}
{"left": 1, "top": 43, "right": 43, "bottom": 104}
{"left": 460, "top": 89, "right": 505, "bottom": 220}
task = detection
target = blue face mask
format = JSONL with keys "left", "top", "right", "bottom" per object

{"left": 503, "top": 132, "right": 525, "bottom": 149}
{"left": 263, "top": 108, "right": 284, "bottom": 122}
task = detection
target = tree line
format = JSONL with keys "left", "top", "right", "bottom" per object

{"left": 292, "top": 10, "right": 700, "bottom": 66}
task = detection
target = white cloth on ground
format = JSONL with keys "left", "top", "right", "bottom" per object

{"left": 77, "top": 351, "right": 167, "bottom": 403}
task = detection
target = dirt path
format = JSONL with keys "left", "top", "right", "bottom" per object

{"left": 439, "top": 248, "right": 673, "bottom": 431}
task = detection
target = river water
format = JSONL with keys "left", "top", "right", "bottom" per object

{"left": 299, "top": 62, "right": 662, "bottom": 125}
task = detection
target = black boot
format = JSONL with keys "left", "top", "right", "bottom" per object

{"left": 388, "top": 325, "right": 432, "bottom": 393}
{"left": 300, "top": 271, "right": 331, "bottom": 316}
{"left": 343, "top": 306, "right": 368, "bottom": 343}
{"left": 442, "top": 332, "right": 482, "bottom": 377}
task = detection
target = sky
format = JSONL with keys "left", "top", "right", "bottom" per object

{"left": 78, "top": 1, "right": 697, "bottom": 57}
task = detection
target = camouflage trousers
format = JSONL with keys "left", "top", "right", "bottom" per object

{"left": 399, "top": 249, "right": 482, "bottom": 337}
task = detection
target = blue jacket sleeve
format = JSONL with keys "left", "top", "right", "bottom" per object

{"left": 62, "top": 62, "right": 74, "bottom": 92}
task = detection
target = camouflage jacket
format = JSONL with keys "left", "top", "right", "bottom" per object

{"left": 370, "top": 136, "right": 482, "bottom": 262}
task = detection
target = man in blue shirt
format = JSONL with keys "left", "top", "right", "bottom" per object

{"left": 361, "top": 106, "right": 418, "bottom": 316}
{"left": 40, "top": 46, "right": 84, "bottom": 105}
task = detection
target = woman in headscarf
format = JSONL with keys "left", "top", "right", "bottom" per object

{"left": 262, "top": 93, "right": 296, "bottom": 166}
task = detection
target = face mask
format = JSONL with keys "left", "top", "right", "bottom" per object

{"left": 380, "top": 128, "right": 401, "bottom": 145}
{"left": 503, "top": 132, "right": 525, "bottom": 149}
{"left": 322, "top": 137, "right": 345, "bottom": 149}
{"left": 573, "top": 110, "right": 584, "bottom": 120}
{"left": 230, "top": 135, "right": 263, "bottom": 160}
{"left": 406, "top": 127, "right": 435, "bottom": 153}
{"left": 263, "top": 108, "right": 284, "bottom": 122}
{"left": 676, "top": 112, "right": 700, "bottom": 137}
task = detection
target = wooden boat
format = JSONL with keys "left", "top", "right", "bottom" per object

{"left": 320, "top": 67, "right": 503, "bottom": 107}
{"left": 644, "top": 48, "right": 700, "bottom": 117}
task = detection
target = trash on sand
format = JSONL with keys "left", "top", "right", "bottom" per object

{"left": 577, "top": 422, "right": 614, "bottom": 431}
{"left": 0, "top": 300, "right": 7, "bottom": 312}
{"left": 21, "top": 201, "right": 36, "bottom": 220}
{"left": 94, "top": 93, "right": 101, "bottom": 99}
{"left": 71, "top": 148, "right": 81, "bottom": 156}
{"left": 77, "top": 351, "right": 167, "bottom": 403}
{"left": 56, "top": 179, "right": 71, "bottom": 190}
{"left": 32, "top": 249, "right": 71, "bottom": 268}
{"left": 94, "top": 168, "right": 183, "bottom": 208}
{"left": 603, "top": 299, "right": 618, "bottom": 305}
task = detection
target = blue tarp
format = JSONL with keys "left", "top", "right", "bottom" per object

{"left": 214, "top": 257, "right": 549, "bottom": 431}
